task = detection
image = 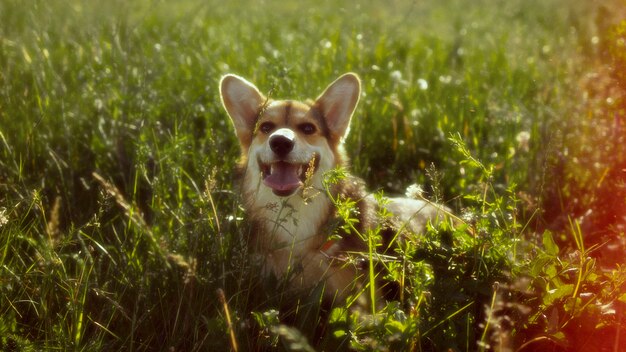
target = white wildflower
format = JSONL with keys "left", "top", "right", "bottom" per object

{"left": 94, "top": 98, "right": 104, "bottom": 111}
{"left": 0, "top": 208, "right": 8, "bottom": 227}
{"left": 461, "top": 210, "right": 476, "bottom": 223}
{"left": 439, "top": 75, "right": 452, "bottom": 84}
{"left": 591, "top": 36, "right": 599, "bottom": 45}
{"left": 515, "top": 131, "right": 531, "bottom": 152}
{"left": 417, "top": 78, "right": 428, "bottom": 91}
{"left": 390, "top": 70, "right": 407, "bottom": 85}
{"left": 405, "top": 184, "right": 425, "bottom": 199}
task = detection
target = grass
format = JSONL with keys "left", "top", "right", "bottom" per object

{"left": 1, "top": 0, "right": 625, "bottom": 350}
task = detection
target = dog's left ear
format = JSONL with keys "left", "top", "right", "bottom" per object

{"left": 314, "top": 73, "right": 361, "bottom": 143}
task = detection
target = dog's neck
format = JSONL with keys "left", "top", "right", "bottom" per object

{"left": 241, "top": 167, "right": 332, "bottom": 254}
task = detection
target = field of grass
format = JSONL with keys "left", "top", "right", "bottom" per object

{"left": 1, "top": 0, "right": 625, "bottom": 351}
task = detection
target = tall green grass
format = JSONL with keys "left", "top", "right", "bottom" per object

{"left": 1, "top": 0, "right": 624, "bottom": 350}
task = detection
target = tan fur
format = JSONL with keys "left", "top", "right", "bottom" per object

{"left": 220, "top": 73, "right": 451, "bottom": 306}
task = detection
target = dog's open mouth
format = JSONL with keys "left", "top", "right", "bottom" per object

{"left": 259, "top": 154, "right": 320, "bottom": 197}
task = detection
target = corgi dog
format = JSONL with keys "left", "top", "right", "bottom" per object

{"left": 220, "top": 72, "right": 451, "bottom": 307}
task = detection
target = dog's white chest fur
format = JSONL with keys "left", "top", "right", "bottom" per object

{"left": 243, "top": 163, "right": 331, "bottom": 253}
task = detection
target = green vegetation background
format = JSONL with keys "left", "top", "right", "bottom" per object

{"left": 1, "top": 0, "right": 625, "bottom": 351}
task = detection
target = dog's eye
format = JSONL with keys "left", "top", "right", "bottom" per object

{"left": 258, "top": 122, "right": 274, "bottom": 134}
{"left": 299, "top": 123, "right": 316, "bottom": 135}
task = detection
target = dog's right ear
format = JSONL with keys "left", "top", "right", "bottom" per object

{"left": 220, "top": 74, "right": 266, "bottom": 147}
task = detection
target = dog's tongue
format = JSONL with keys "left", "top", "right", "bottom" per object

{"left": 263, "top": 162, "right": 302, "bottom": 194}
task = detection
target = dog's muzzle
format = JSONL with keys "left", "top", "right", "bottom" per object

{"left": 259, "top": 156, "right": 320, "bottom": 197}
{"left": 258, "top": 128, "right": 320, "bottom": 197}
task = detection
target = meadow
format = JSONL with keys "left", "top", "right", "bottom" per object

{"left": 1, "top": 0, "right": 625, "bottom": 351}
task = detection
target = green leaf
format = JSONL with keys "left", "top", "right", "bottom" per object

{"left": 542, "top": 231, "right": 559, "bottom": 256}
{"left": 551, "top": 331, "right": 567, "bottom": 344}
{"left": 385, "top": 320, "right": 406, "bottom": 334}
{"left": 543, "top": 284, "right": 574, "bottom": 306}
{"left": 273, "top": 325, "right": 316, "bottom": 352}
{"left": 333, "top": 329, "right": 347, "bottom": 338}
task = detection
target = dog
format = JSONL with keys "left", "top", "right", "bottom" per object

{"left": 220, "top": 72, "right": 452, "bottom": 308}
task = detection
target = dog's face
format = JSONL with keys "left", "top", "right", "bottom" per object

{"left": 220, "top": 73, "right": 361, "bottom": 198}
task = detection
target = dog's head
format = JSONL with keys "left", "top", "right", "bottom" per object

{"left": 220, "top": 73, "right": 361, "bottom": 198}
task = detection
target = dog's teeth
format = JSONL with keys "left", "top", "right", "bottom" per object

{"left": 270, "top": 164, "right": 275, "bottom": 175}
{"left": 297, "top": 166, "right": 303, "bottom": 176}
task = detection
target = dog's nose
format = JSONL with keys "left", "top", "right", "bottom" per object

{"left": 269, "top": 128, "right": 295, "bottom": 157}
